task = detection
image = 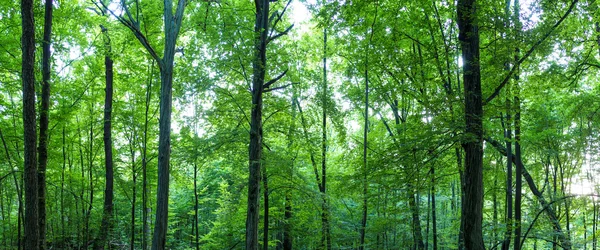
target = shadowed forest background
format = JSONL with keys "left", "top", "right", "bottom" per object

{"left": 1, "top": 0, "right": 599, "bottom": 249}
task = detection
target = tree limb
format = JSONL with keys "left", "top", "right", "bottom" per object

{"left": 484, "top": 0, "right": 579, "bottom": 105}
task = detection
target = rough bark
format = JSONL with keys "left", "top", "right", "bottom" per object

{"left": 38, "top": 1, "right": 53, "bottom": 248}
{"left": 246, "top": 1, "right": 269, "bottom": 249}
{"left": 457, "top": 0, "right": 485, "bottom": 249}
{"left": 21, "top": 0, "right": 39, "bottom": 248}
{"left": 95, "top": 25, "right": 114, "bottom": 250}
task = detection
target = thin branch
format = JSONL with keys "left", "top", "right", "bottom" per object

{"left": 268, "top": 24, "right": 294, "bottom": 44}
{"left": 264, "top": 83, "right": 296, "bottom": 93}
{"left": 263, "top": 69, "right": 288, "bottom": 89}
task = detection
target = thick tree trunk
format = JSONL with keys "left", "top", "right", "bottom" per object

{"left": 37, "top": 1, "right": 53, "bottom": 248}
{"left": 151, "top": 2, "right": 186, "bottom": 249}
{"left": 21, "top": 0, "right": 39, "bottom": 248}
{"left": 96, "top": 26, "right": 114, "bottom": 250}
{"left": 457, "top": 0, "right": 484, "bottom": 249}
{"left": 246, "top": 1, "right": 269, "bottom": 249}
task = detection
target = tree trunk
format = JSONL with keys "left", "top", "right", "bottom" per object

{"left": 246, "top": 1, "right": 270, "bottom": 249}
{"left": 457, "top": 0, "right": 484, "bottom": 249}
{"left": 502, "top": 105, "right": 513, "bottom": 250}
{"left": 37, "top": 1, "right": 53, "bottom": 248}
{"left": 321, "top": 25, "right": 331, "bottom": 250}
{"left": 96, "top": 26, "right": 115, "bottom": 250}
{"left": 263, "top": 165, "right": 269, "bottom": 250}
{"left": 359, "top": 47, "right": 369, "bottom": 250}
{"left": 21, "top": 0, "right": 39, "bottom": 247}
{"left": 431, "top": 165, "right": 437, "bottom": 250}
{"left": 194, "top": 162, "right": 199, "bottom": 250}
{"left": 151, "top": 2, "right": 186, "bottom": 249}
{"left": 142, "top": 60, "right": 154, "bottom": 250}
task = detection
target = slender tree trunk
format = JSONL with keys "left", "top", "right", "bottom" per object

{"left": 431, "top": 165, "right": 438, "bottom": 250}
{"left": 129, "top": 134, "right": 137, "bottom": 250}
{"left": 321, "top": 25, "right": 332, "bottom": 250}
{"left": 37, "top": 1, "right": 53, "bottom": 248}
{"left": 246, "top": 1, "right": 269, "bottom": 249}
{"left": 21, "top": 0, "right": 39, "bottom": 247}
{"left": 142, "top": 60, "right": 154, "bottom": 250}
{"left": 193, "top": 162, "right": 199, "bottom": 250}
{"left": 61, "top": 126, "right": 66, "bottom": 243}
{"left": 457, "top": 0, "right": 484, "bottom": 249}
{"left": 96, "top": 25, "right": 115, "bottom": 250}
{"left": 263, "top": 166, "right": 269, "bottom": 250}
{"left": 502, "top": 107, "right": 513, "bottom": 250}
{"left": 359, "top": 46, "right": 369, "bottom": 250}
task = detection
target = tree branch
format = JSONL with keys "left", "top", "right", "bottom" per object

{"left": 268, "top": 24, "right": 294, "bottom": 44}
{"left": 263, "top": 69, "right": 288, "bottom": 89}
{"left": 484, "top": 0, "right": 579, "bottom": 105}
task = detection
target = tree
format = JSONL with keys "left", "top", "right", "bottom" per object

{"left": 102, "top": 0, "right": 187, "bottom": 248}
{"left": 21, "top": 0, "right": 39, "bottom": 249}
{"left": 95, "top": 24, "right": 114, "bottom": 250}
{"left": 37, "top": 0, "right": 53, "bottom": 248}
{"left": 457, "top": 0, "right": 484, "bottom": 249}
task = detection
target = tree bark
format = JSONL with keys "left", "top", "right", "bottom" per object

{"left": 246, "top": 1, "right": 270, "bottom": 249}
{"left": 96, "top": 25, "right": 115, "bottom": 250}
{"left": 21, "top": 0, "right": 39, "bottom": 248}
{"left": 321, "top": 25, "right": 331, "bottom": 250}
{"left": 37, "top": 1, "right": 53, "bottom": 248}
{"left": 457, "top": 0, "right": 484, "bottom": 249}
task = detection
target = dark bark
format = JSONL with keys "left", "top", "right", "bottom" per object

{"left": 151, "top": 2, "right": 186, "bottom": 249}
{"left": 38, "top": 1, "right": 53, "bottom": 248}
{"left": 502, "top": 107, "right": 513, "bottom": 250}
{"left": 513, "top": 3, "right": 523, "bottom": 249}
{"left": 431, "top": 165, "right": 437, "bottom": 250}
{"left": 246, "top": 1, "right": 269, "bottom": 249}
{"left": 96, "top": 26, "right": 114, "bottom": 250}
{"left": 194, "top": 162, "right": 199, "bottom": 250}
{"left": 262, "top": 166, "right": 269, "bottom": 250}
{"left": 321, "top": 25, "right": 331, "bottom": 250}
{"left": 457, "top": 0, "right": 484, "bottom": 249}
{"left": 21, "top": 0, "right": 39, "bottom": 248}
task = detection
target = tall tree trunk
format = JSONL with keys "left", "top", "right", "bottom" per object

{"left": 193, "top": 162, "right": 199, "bottom": 250}
{"left": 431, "top": 165, "right": 438, "bottom": 250}
{"left": 37, "top": 1, "right": 53, "bottom": 248}
{"left": 502, "top": 105, "right": 513, "bottom": 250}
{"left": 246, "top": 0, "right": 271, "bottom": 249}
{"left": 457, "top": 0, "right": 484, "bottom": 249}
{"left": 513, "top": 3, "right": 523, "bottom": 249}
{"left": 321, "top": 25, "right": 331, "bottom": 250}
{"left": 96, "top": 25, "right": 114, "bottom": 250}
{"left": 142, "top": 60, "right": 154, "bottom": 250}
{"left": 151, "top": 2, "right": 186, "bottom": 249}
{"left": 359, "top": 45, "right": 369, "bottom": 250}
{"left": 21, "top": 0, "right": 39, "bottom": 248}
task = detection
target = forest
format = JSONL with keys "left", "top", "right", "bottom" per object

{"left": 0, "top": 0, "right": 598, "bottom": 249}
